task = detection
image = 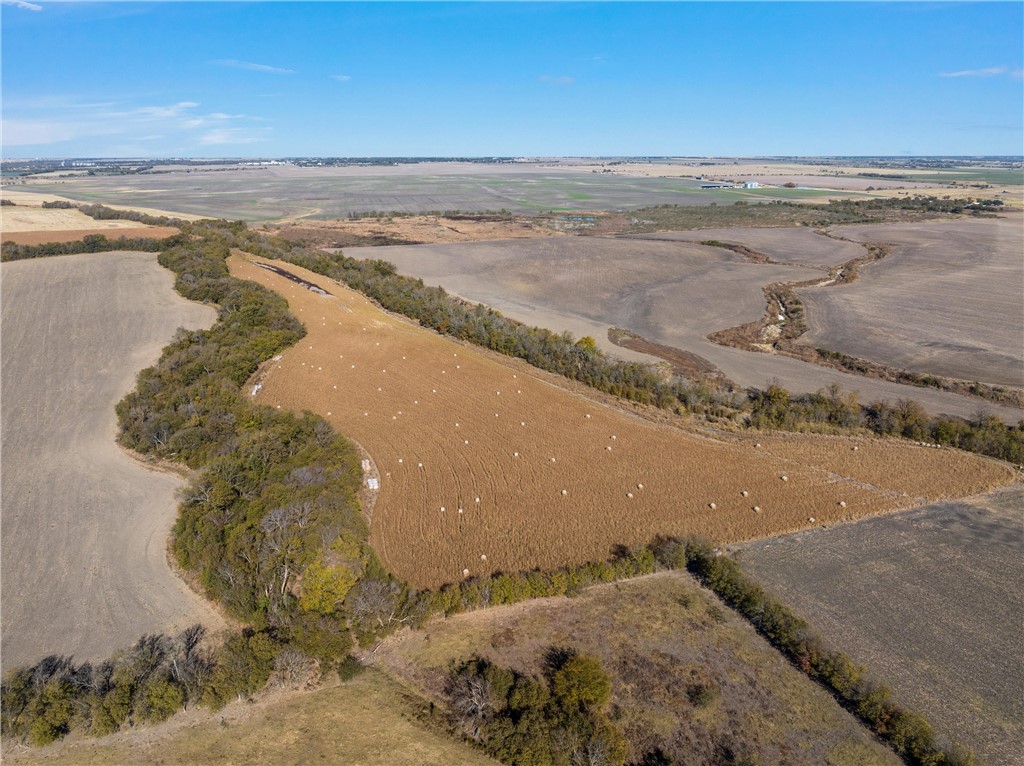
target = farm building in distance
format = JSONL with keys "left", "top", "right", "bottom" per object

{"left": 700, "top": 181, "right": 761, "bottom": 189}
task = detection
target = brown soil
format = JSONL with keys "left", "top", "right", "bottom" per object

{"left": 265, "top": 213, "right": 561, "bottom": 247}
{"left": 1, "top": 226, "right": 179, "bottom": 246}
{"left": 707, "top": 232, "right": 1024, "bottom": 407}
{"left": 607, "top": 327, "right": 732, "bottom": 387}
{"left": 228, "top": 254, "right": 1013, "bottom": 589}
{"left": 1, "top": 252, "right": 223, "bottom": 668}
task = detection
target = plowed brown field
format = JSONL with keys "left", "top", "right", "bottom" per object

{"left": 228, "top": 255, "right": 1014, "bottom": 588}
{"left": 1, "top": 226, "right": 179, "bottom": 245}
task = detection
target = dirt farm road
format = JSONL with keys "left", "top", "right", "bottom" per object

{"left": 1, "top": 252, "right": 224, "bottom": 669}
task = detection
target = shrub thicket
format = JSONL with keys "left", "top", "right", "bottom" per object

{"left": 446, "top": 653, "right": 626, "bottom": 766}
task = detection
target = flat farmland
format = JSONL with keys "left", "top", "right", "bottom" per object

{"left": 1, "top": 252, "right": 223, "bottom": 668}
{"left": 796, "top": 217, "right": 1024, "bottom": 388}
{"left": 368, "top": 237, "right": 1024, "bottom": 422}
{"left": 2, "top": 227, "right": 179, "bottom": 246}
{"left": 635, "top": 226, "right": 866, "bottom": 266}
{"left": 20, "top": 162, "right": 855, "bottom": 223}
{"left": 229, "top": 255, "right": 1011, "bottom": 588}
{"left": 363, "top": 236, "right": 824, "bottom": 362}
{"left": 0, "top": 205, "right": 162, "bottom": 234}
{"left": 738, "top": 484, "right": 1024, "bottom": 766}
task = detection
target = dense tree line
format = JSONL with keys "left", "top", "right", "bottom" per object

{"left": 2, "top": 627, "right": 214, "bottom": 745}
{"left": 257, "top": 237, "right": 1023, "bottom": 463}
{"left": 115, "top": 227, "right": 372, "bottom": 664}
{"left": 2, "top": 219, "right": 375, "bottom": 747}
{"left": 41, "top": 199, "right": 191, "bottom": 228}
{"left": 1, "top": 233, "right": 182, "bottom": 262}
{"left": 748, "top": 384, "right": 1024, "bottom": 463}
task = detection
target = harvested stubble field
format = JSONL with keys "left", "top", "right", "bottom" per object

{"left": 0, "top": 192, "right": 180, "bottom": 245}
{"left": 737, "top": 484, "right": 1024, "bottom": 766}
{"left": 229, "top": 255, "right": 1012, "bottom": 589}
{"left": 0, "top": 205, "right": 167, "bottom": 233}
{"left": 796, "top": 217, "right": 1024, "bottom": 388}
{"left": 372, "top": 571, "right": 901, "bottom": 766}
{"left": 0, "top": 252, "right": 224, "bottom": 668}
{"left": 1, "top": 226, "right": 179, "bottom": 246}
{"left": 369, "top": 236, "right": 1024, "bottom": 423}
{"left": 635, "top": 226, "right": 866, "bottom": 267}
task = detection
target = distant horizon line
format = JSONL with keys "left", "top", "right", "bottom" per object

{"left": 7, "top": 154, "right": 1024, "bottom": 162}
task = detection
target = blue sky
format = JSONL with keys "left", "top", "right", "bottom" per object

{"left": 2, "top": 1, "right": 1022, "bottom": 157}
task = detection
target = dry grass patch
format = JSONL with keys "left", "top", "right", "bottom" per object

{"left": 228, "top": 255, "right": 1013, "bottom": 589}
{"left": 0, "top": 206, "right": 154, "bottom": 234}
{"left": 372, "top": 572, "right": 901, "bottom": 766}
{"left": 3, "top": 668, "right": 498, "bottom": 766}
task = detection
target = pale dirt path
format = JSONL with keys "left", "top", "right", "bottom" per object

{"left": 1, "top": 252, "right": 224, "bottom": 669}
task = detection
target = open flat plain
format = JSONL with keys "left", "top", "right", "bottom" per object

{"left": 366, "top": 232, "right": 1024, "bottom": 422}
{"left": 229, "top": 255, "right": 1010, "bottom": 589}
{"left": 373, "top": 571, "right": 901, "bottom": 766}
{"left": 16, "top": 162, "right": 858, "bottom": 223}
{"left": 796, "top": 217, "right": 1024, "bottom": 388}
{"left": 738, "top": 483, "right": 1024, "bottom": 766}
{"left": 1, "top": 252, "right": 223, "bottom": 668}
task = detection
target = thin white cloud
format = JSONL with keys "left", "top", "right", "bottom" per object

{"left": 539, "top": 75, "right": 575, "bottom": 85}
{"left": 2, "top": 0, "right": 43, "bottom": 11}
{"left": 1, "top": 99, "right": 265, "bottom": 150}
{"left": 331, "top": 74, "right": 352, "bottom": 83}
{"left": 213, "top": 59, "right": 295, "bottom": 75}
{"left": 199, "top": 128, "right": 269, "bottom": 146}
{"left": 939, "top": 66, "right": 1007, "bottom": 78}
{"left": 1, "top": 120, "right": 77, "bottom": 146}
{"left": 130, "top": 101, "right": 201, "bottom": 120}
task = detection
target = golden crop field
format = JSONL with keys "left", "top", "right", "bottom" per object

{"left": 228, "top": 255, "right": 1013, "bottom": 588}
